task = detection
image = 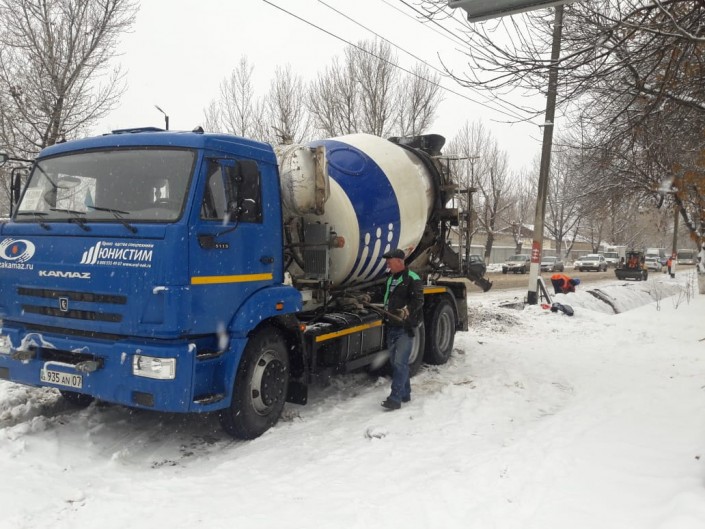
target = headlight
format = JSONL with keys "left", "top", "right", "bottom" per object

{"left": 0, "top": 334, "right": 11, "bottom": 355}
{"left": 132, "top": 355, "right": 176, "bottom": 380}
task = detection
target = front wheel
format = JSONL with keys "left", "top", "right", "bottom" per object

{"left": 424, "top": 298, "right": 456, "bottom": 365}
{"left": 219, "top": 326, "right": 289, "bottom": 440}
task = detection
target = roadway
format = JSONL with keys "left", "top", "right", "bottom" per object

{"left": 485, "top": 264, "right": 696, "bottom": 290}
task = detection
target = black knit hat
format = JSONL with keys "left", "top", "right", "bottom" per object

{"left": 382, "top": 249, "right": 405, "bottom": 259}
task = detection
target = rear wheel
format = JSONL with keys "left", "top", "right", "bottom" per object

{"left": 219, "top": 326, "right": 289, "bottom": 439}
{"left": 408, "top": 324, "right": 425, "bottom": 376}
{"left": 372, "top": 324, "right": 425, "bottom": 377}
{"left": 59, "top": 390, "right": 94, "bottom": 407}
{"left": 424, "top": 298, "right": 456, "bottom": 365}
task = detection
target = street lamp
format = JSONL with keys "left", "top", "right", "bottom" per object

{"left": 155, "top": 105, "right": 169, "bottom": 130}
{"left": 448, "top": 0, "right": 575, "bottom": 21}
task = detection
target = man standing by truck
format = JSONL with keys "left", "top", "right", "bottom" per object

{"left": 381, "top": 249, "right": 424, "bottom": 410}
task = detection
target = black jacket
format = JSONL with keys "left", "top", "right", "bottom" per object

{"left": 384, "top": 269, "right": 424, "bottom": 328}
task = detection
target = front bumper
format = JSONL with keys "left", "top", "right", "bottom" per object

{"left": 0, "top": 325, "right": 241, "bottom": 413}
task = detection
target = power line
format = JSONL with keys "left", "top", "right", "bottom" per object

{"left": 395, "top": 0, "right": 538, "bottom": 120}
{"left": 318, "top": 0, "right": 534, "bottom": 121}
{"left": 397, "top": 0, "right": 469, "bottom": 48}
{"left": 261, "top": 0, "right": 528, "bottom": 122}
{"left": 380, "top": 0, "right": 468, "bottom": 49}
{"left": 327, "top": 0, "right": 535, "bottom": 122}
{"left": 318, "top": 0, "right": 448, "bottom": 79}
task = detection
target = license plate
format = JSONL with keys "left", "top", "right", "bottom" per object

{"left": 40, "top": 369, "right": 83, "bottom": 389}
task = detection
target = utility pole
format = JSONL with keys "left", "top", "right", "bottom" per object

{"left": 465, "top": 156, "right": 479, "bottom": 266}
{"left": 671, "top": 204, "right": 680, "bottom": 260}
{"left": 527, "top": 5, "right": 564, "bottom": 305}
{"left": 441, "top": 154, "right": 479, "bottom": 273}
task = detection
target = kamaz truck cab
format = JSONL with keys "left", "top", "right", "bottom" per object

{"left": 0, "top": 128, "right": 303, "bottom": 437}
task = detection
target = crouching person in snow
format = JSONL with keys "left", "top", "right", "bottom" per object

{"left": 381, "top": 248, "right": 424, "bottom": 411}
{"left": 551, "top": 273, "right": 580, "bottom": 294}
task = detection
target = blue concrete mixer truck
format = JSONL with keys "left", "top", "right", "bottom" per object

{"left": 0, "top": 128, "right": 491, "bottom": 438}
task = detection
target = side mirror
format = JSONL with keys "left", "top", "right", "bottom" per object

{"left": 0, "top": 153, "right": 8, "bottom": 166}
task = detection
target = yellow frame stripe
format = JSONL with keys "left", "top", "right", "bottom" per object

{"left": 314, "top": 320, "right": 382, "bottom": 343}
{"left": 423, "top": 286, "right": 448, "bottom": 295}
{"left": 191, "top": 272, "right": 273, "bottom": 285}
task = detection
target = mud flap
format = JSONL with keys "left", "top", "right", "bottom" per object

{"left": 286, "top": 380, "right": 308, "bottom": 405}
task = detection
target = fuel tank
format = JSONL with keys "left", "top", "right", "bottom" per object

{"left": 277, "top": 134, "right": 436, "bottom": 287}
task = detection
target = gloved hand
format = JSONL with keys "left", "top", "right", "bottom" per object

{"left": 390, "top": 307, "right": 409, "bottom": 320}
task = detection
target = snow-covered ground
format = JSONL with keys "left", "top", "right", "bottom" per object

{"left": 1, "top": 270, "right": 704, "bottom": 529}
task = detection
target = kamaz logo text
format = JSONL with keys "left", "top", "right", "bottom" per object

{"left": 39, "top": 271, "right": 91, "bottom": 279}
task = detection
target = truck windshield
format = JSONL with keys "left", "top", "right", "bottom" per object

{"left": 15, "top": 148, "right": 195, "bottom": 223}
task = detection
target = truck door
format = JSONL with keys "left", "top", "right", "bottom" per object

{"left": 189, "top": 158, "right": 275, "bottom": 334}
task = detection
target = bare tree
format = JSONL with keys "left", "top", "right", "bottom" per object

{"left": 262, "top": 65, "right": 311, "bottom": 144}
{"left": 395, "top": 63, "right": 443, "bottom": 137}
{"left": 448, "top": 121, "right": 511, "bottom": 262}
{"left": 0, "top": 0, "right": 137, "bottom": 157}
{"left": 307, "top": 58, "right": 360, "bottom": 137}
{"left": 308, "top": 39, "right": 442, "bottom": 139}
{"left": 204, "top": 56, "right": 266, "bottom": 140}
{"left": 348, "top": 40, "right": 398, "bottom": 137}
{"left": 502, "top": 169, "right": 536, "bottom": 254}
{"left": 545, "top": 147, "right": 584, "bottom": 256}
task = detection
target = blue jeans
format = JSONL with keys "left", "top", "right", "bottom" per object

{"left": 387, "top": 326, "right": 412, "bottom": 403}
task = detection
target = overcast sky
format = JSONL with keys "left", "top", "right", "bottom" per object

{"left": 97, "top": 0, "right": 548, "bottom": 171}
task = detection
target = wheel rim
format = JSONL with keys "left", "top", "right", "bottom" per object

{"left": 250, "top": 350, "right": 286, "bottom": 415}
{"left": 435, "top": 308, "right": 453, "bottom": 353}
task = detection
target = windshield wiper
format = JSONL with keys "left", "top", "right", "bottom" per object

{"left": 50, "top": 208, "right": 91, "bottom": 232}
{"left": 15, "top": 211, "right": 51, "bottom": 230}
{"left": 87, "top": 206, "right": 137, "bottom": 234}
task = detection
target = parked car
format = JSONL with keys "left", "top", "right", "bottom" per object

{"left": 644, "top": 256, "right": 663, "bottom": 272}
{"left": 540, "top": 256, "right": 565, "bottom": 272}
{"left": 502, "top": 254, "right": 530, "bottom": 274}
{"left": 576, "top": 253, "right": 607, "bottom": 272}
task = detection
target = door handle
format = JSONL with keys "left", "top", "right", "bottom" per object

{"left": 260, "top": 256, "right": 274, "bottom": 264}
